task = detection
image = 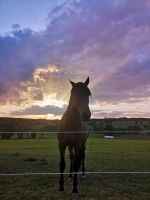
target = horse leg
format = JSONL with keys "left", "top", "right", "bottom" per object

{"left": 59, "top": 144, "right": 66, "bottom": 191}
{"left": 72, "top": 148, "right": 82, "bottom": 194}
{"left": 68, "top": 146, "right": 73, "bottom": 180}
{"left": 81, "top": 144, "right": 86, "bottom": 177}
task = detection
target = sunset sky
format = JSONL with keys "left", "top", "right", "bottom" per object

{"left": 0, "top": 0, "right": 150, "bottom": 119}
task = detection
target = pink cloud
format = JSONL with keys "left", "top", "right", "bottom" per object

{"left": 0, "top": 0, "right": 150, "bottom": 117}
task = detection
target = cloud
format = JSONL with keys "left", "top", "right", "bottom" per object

{"left": 12, "top": 104, "right": 67, "bottom": 116}
{"left": 92, "top": 110, "right": 150, "bottom": 118}
{"left": 92, "top": 110, "right": 125, "bottom": 118}
{"left": 0, "top": 0, "right": 150, "bottom": 117}
{"left": 93, "top": 56, "right": 150, "bottom": 103}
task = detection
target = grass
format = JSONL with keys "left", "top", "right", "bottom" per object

{"left": 0, "top": 134, "right": 150, "bottom": 200}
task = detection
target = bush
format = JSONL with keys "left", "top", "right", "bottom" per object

{"left": 17, "top": 133, "right": 24, "bottom": 139}
{"left": 30, "top": 132, "right": 36, "bottom": 139}
{"left": 1, "top": 132, "right": 14, "bottom": 139}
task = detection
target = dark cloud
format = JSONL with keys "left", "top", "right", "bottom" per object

{"left": 11, "top": 24, "right": 21, "bottom": 30}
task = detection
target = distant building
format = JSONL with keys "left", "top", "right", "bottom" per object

{"left": 91, "top": 118, "right": 150, "bottom": 130}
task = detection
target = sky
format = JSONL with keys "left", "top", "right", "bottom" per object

{"left": 0, "top": 0, "right": 150, "bottom": 119}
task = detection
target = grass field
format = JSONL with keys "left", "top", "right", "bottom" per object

{"left": 0, "top": 134, "right": 150, "bottom": 200}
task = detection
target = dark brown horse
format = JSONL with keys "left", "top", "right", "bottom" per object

{"left": 57, "top": 77, "right": 91, "bottom": 194}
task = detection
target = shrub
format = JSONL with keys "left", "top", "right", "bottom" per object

{"left": 17, "top": 133, "right": 24, "bottom": 139}
{"left": 1, "top": 132, "right": 14, "bottom": 139}
{"left": 30, "top": 132, "right": 36, "bottom": 139}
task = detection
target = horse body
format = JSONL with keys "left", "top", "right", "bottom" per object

{"left": 58, "top": 110, "right": 88, "bottom": 147}
{"left": 57, "top": 77, "right": 91, "bottom": 194}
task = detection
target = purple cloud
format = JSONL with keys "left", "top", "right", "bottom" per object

{"left": 0, "top": 0, "right": 150, "bottom": 117}
{"left": 93, "top": 56, "right": 150, "bottom": 103}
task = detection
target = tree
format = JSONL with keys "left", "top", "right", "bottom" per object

{"left": 1, "top": 132, "right": 14, "bottom": 139}
{"left": 17, "top": 133, "right": 24, "bottom": 139}
{"left": 105, "top": 124, "right": 115, "bottom": 136}
{"left": 30, "top": 132, "right": 36, "bottom": 139}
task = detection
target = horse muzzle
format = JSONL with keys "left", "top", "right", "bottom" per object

{"left": 83, "top": 111, "right": 91, "bottom": 121}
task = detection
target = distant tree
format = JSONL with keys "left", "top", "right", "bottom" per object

{"left": 147, "top": 132, "right": 150, "bottom": 136}
{"left": 115, "top": 127, "right": 126, "bottom": 136}
{"left": 105, "top": 124, "right": 115, "bottom": 136}
{"left": 92, "top": 124, "right": 98, "bottom": 131}
{"left": 26, "top": 133, "right": 30, "bottom": 139}
{"left": 1, "top": 132, "right": 14, "bottom": 139}
{"left": 40, "top": 124, "right": 57, "bottom": 131}
{"left": 127, "top": 125, "right": 141, "bottom": 135}
{"left": 17, "top": 133, "right": 24, "bottom": 139}
{"left": 30, "top": 132, "right": 36, "bottom": 139}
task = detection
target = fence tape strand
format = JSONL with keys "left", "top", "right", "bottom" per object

{"left": 0, "top": 171, "right": 150, "bottom": 176}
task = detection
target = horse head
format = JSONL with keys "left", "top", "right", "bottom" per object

{"left": 69, "top": 77, "right": 91, "bottom": 121}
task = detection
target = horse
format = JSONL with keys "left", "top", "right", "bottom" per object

{"left": 57, "top": 77, "right": 91, "bottom": 194}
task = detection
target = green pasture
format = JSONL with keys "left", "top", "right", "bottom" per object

{"left": 0, "top": 134, "right": 150, "bottom": 200}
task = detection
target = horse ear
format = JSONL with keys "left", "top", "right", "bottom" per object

{"left": 69, "top": 80, "right": 76, "bottom": 87}
{"left": 84, "top": 77, "right": 89, "bottom": 86}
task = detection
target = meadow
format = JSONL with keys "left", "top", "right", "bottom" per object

{"left": 0, "top": 134, "right": 150, "bottom": 200}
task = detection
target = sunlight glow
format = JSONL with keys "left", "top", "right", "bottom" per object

{"left": 39, "top": 94, "right": 67, "bottom": 108}
{"left": 33, "top": 65, "right": 60, "bottom": 82}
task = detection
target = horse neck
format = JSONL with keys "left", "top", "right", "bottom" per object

{"left": 65, "top": 95, "right": 82, "bottom": 129}
{"left": 67, "top": 94, "right": 79, "bottom": 118}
